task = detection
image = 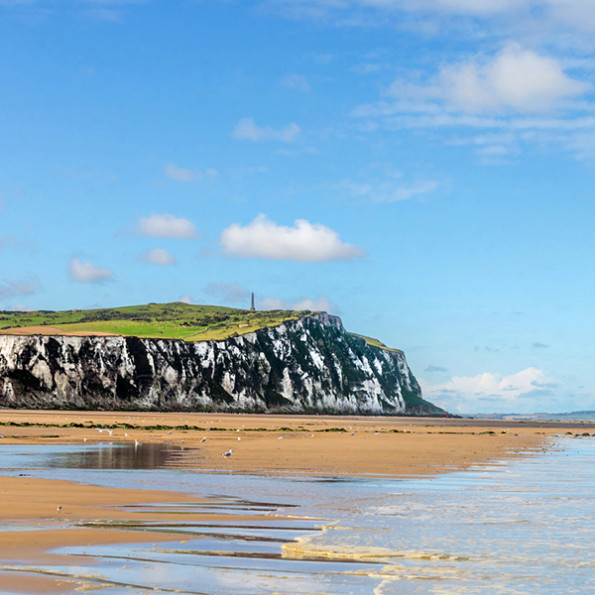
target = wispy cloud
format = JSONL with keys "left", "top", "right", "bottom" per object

{"left": 233, "top": 118, "right": 301, "bottom": 142}
{"left": 340, "top": 178, "right": 438, "bottom": 202}
{"left": 136, "top": 214, "right": 198, "bottom": 239}
{"left": 164, "top": 163, "right": 218, "bottom": 182}
{"left": 220, "top": 214, "right": 363, "bottom": 262}
{"left": 265, "top": 0, "right": 595, "bottom": 41}
{"left": 69, "top": 258, "right": 113, "bottom": 283}
{"left": 257, "top": 294, "right": 339, "bottom": 313}
{"left": 0, "top": 276, "right": 40, "bottom": 299}
{"left": 279, "top": 73, "right": 311, "bottom": 92}
{"left": 204, "top": 281, "right": 251, "bottom": 305}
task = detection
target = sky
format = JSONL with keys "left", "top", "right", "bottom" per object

{"left": 1, "top": 0, "right": 595, "bottom": 414}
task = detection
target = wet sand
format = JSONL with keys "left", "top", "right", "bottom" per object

{"left": 1, "top": 410, "right": 591, "bottom": 593}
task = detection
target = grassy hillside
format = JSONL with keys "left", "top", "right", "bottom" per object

{"left": 351, "top": 333, "right": 403, "bottom": 354}
{"left": 0, "top": 302, "right": 309, "bottom": 342}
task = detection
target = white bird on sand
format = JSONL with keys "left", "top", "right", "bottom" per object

{"left": 222, "top": 449, "right": 233, "bottom": 457}
{"left": 200, "top": 437, "right": 207, "bottom": 443}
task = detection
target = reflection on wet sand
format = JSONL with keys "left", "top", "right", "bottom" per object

{"left": 44, "top": 441, "right": 200, "bottom": 470}
{"left": 1, "top": 438, "right": 594, "bottom": 594}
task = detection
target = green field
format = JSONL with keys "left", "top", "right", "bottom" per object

{"left": 0, "top": 302, "right": 401, "bottom": 353}
{"left": 0, "top": 302, "right": 309, "bottom": 342}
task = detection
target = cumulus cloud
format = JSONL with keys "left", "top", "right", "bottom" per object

{"left": 233, "top": 118, "right": 301, "bottom": 142}
{"left": 220, "top": 214, "right": 363, "bottom": 262}
{"left": 164, "top": 163, "right": 218, "bottom": 182}
{"left": 420, "top": 367, "right": 559, "bottom": 414}
{"left": 136, "top": 214, "right": 197, "bottom": 239}
{"left": 204, "top": 281, "right": 251, "bottom": 305}
{"left": 440, "top": 44, "right": 588, "bottom": 112}
{"left": 69, "top": 258, "right": 113, "bottom": 283}
{"left": 140, "top": 248, "right": 176, "bottom": 266}
{"left": 388, "top": 44, "right": 589, "bottom": 114}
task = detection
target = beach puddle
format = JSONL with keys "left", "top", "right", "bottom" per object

{"left": 1, "top": 438, "right": 594, "bottom": 594}
{"left": 44, "top": 441, "right": 196, "bottom": 470}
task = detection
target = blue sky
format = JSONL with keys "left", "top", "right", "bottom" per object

{"left": 1, "top": 0, "right": 595, "bottom": 414}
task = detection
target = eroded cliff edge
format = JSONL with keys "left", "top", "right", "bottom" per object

{"left": 0, "top": 313, "right": 443, "bottom": 415}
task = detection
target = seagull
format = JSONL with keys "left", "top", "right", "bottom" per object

{"left": 200, "top": 437, "right": 207, "bottom": 443}
{"left": 56, "top": 506, "right": 62, "bottom": 513}
{"left": 222, "top": 449, "right": 233, "bottom": 457}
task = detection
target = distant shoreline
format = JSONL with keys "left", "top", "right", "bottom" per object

{"left": 1, "top": 410, "right": 589, "bottom": 477}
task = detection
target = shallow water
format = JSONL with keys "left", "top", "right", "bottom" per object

{"left": 0, "top": 438, "right": 594, "bottom": 594}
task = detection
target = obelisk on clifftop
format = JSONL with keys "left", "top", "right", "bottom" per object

{"left": 250, "top": 292, "right": 255, "bottom": 312}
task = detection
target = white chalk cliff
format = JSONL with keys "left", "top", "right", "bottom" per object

{"left": 0, "top": 313, "right": 442, "bottom": 414}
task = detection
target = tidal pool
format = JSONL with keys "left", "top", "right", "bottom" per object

{"left": 0, "top": 438, "right": 594, "bottom": 594}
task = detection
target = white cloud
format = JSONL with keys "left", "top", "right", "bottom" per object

{"left": 233, "top": 117, "right": 301, "bottom": 142}
{"left": 136, "top": 214, "right": 197, "bottom": 239}
{"left": 436, "top": 44, "right": 589, "bottom": 113}
{"left": 420, "top": 367, "right": 559, "bottom": 414}
{"left": 279, "top": 73, "right": 311, "bottom": 92}
{"left": 546, "top": 0, "right": 595, "bottom": 32}
{"left": 140, "top": 248, "right": 176, "bottom": 266}
{"left": 257, "top": 294, "right": 338, "bottom": 313}
{"left": 220, "top": 214, "right": 363, "bottom": 262}
{"left": 179, "top": 294, "right": 193, "bottom": 304}
{"left": 164, "top": 163, "right": 218, "bottom": 182}
{"left": 69, "top": 258, "right": 113, "bottom": 283}
{"left": 292, "top": 295, "right": 338, "bottom": 312}
{"left": 351, "top": 42, "right": 595, "bottom": 160}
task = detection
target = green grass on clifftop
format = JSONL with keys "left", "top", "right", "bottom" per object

{"left": 351, "top": 333, "right": 404, "bottom": 354}
{"left": 0, "top": 302, "right": 309, "bottom": 342}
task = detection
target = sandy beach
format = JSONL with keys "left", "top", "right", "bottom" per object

{"left": 1, "top": 410, "right": 592, "bottom": 593}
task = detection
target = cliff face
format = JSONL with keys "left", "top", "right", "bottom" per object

{"left": 0, "top": 313, "right": 442, "bottom": 415}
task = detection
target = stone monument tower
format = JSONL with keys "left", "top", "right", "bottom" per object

{"left": 250, "top": 292, "right": 255, "bottom": 312}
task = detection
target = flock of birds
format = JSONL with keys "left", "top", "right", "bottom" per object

{"left": 95, "top": 425, "right": 234, "bottom": 456}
